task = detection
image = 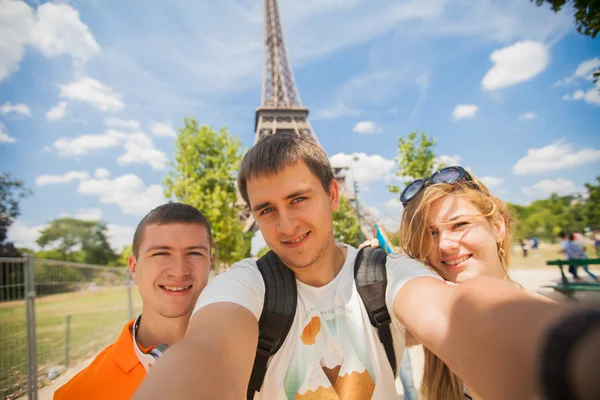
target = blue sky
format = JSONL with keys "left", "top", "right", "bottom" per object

{"left": 1, "top": 0, "right": 599, "bottom": 254}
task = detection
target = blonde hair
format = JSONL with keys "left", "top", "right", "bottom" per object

{"left": 398, "top": 178, "right": 516, "bottom": 400}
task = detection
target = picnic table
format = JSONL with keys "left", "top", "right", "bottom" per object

{"left": 544, "top": 258, "right": 600, "bottom": 299}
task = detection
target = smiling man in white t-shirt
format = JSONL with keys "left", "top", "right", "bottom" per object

{"left": 135, "top": 133, "right": 568, "bottom": 400}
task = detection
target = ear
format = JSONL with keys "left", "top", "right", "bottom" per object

{"left": 491, "top": 213, "right": 507, "bottom": 244}
{"left": 128, "top": 254, "right": 139, "bottom": 283}
{"left": 329, "top": 179, "right": 340, "bottom": 211}
{"left": 209, "top": 255, "right": 213, "bottom": 270}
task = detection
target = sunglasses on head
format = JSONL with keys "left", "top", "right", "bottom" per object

{"left": 399, "top": 166, "right": 480, "bottom": 206}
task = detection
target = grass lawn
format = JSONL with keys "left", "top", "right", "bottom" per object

{"left": 0, "top": 286, "right": 142, "bottom": 399}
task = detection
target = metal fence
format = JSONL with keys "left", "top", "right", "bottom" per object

{"left": 0, "top": 256, "right": 141, "bottom": 399}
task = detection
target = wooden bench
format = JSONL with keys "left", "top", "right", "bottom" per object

{"left": 544, "top": 259, "right": 600, "bottom": 298}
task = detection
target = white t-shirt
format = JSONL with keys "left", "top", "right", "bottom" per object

{"left": 193, "top": 245, "right": 441, "bottom": 399}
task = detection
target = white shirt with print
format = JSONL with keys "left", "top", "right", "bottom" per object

{"left": 193, "top": 245, "right": 441, "bottom": 399}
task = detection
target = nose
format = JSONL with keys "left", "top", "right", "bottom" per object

{"left": 438, "top": 230, "right": 459, "bottom": 254}
{"left": 168, "top": 254, "right": 192, "bottom": 278}
{"left": 277, "top": 208, "right": 299, "bottom": 237}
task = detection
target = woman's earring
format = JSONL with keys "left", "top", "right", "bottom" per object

{"left": 498, "top": 241, "right": 508, "bottom": 280}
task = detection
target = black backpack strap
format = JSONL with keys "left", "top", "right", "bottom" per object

{"left": 247, "top": 251, "right": 297, "bottom": 399}
{"left": 354, "top": 246, "right": 397, "bottom": 376}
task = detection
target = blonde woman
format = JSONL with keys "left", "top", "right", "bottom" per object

{"left": 377, "top": 166, "right": 516, "bottom": 400}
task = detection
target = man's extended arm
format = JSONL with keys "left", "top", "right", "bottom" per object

{"left": 133, "top": 302, "right": 258, "bottom": 400}
{"left": 394, "top": 276, "right": 568, "bottom": 400}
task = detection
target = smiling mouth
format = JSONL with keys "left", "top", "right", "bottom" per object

{"left": 160, "top": 285, "right": 192, "bottom": 292}
{"left": 283, "top": 232, "right": 309, "bottom": 244}
{"left": 442, "top": 255, "right": 472, "bottom": 267}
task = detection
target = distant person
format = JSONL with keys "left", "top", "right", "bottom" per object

{"left": 520, "top": 238, "right": 529, "bottom": 258}
{"left": 595, "top": 229, "right": 600, "bottom": 257}
{"left": 530, "top": 237, "right": 539, "bottom": 252}
{"left": 558, "top": 232, "right": 598, "bottom": 282}
{"left": 54, "top": 203, "right": 213, "bottom": 400}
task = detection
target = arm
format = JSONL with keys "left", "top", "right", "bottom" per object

{"left": 394, "top": 276, "right": 569, "bottom": 400}
{"left": 133, "top": 302, "right": 258, "bottom": 400}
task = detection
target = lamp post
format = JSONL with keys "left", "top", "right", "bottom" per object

{"left": 350, "top": 157, "right": 364, "bottom": 243}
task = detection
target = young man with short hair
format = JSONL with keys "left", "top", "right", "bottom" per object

{"left": 135, "top": 134, "right": 569, "bottom": 400}
{"left": 54, "top": 203, "right": 212, "bottom": 399}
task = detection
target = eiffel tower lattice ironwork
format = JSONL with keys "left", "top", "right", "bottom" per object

{"left": 240, "top": 0, "right": 377, "bottom": 237}
{"left": 254, "top": 0, "right": 317, "bottom": 143}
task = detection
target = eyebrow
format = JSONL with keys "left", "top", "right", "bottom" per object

{"left": 252, "top": 188, "right": 313, "bottom": 213}
{"left": 144, "top": 245, "right": 210, "bottom": 253}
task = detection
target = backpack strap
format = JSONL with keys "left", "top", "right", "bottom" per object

{"left": 354, "top": 246, "right": 397, "bottom": 376}
{"left": 247, "top": 251, "right": 297, "bottom": 399}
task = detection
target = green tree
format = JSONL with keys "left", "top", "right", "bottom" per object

{"left": 333, "top": 195, "right": 361, "bottom": 247}
{"left": 117, "top": 245, "right": 133, "bottom": 266}
{"left": 164, "top": 119, "right": 251, "bottom": 268}
{"left": 532, "top": 0, "right": 600, "bottom": 38}
{"left": 0, "top": 173, "right": 31, "bottom": 256}
{"left": 388, "top": 131, "right": 441, "bottom": 196}
{"left": 256, "top": 246, "right": 270, "bottom": 258}
{"left": 581, "top": 176, "right": 600, "bottom": 228}
{"left": 36, "top": 218, "right": 117, "bottom": 264}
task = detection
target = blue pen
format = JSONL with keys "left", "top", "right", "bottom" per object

{"left": 374, "top": 224, "right": 395, "bottom": 254}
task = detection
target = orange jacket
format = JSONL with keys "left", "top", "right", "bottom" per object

{"left": 54, "top": 319, "right": 146, "bottom": 400}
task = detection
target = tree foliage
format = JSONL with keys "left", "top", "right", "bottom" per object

{"left": 36, "top": 218, "right": 117, "bottom": 265}
{"left": 509, "top": 176, "right": 600, "bottom": 240}
{"left": 0, "top": 173, "right": 31, "bottom": 255}
{"left": 163, "top": 119, "right": 251, "bottom": 267}
{"left": 256, "top": 246, "right": 270, "bottom": 259}
{"left": 532, "top": 0, "right": 600, "bottom": 38}
{"left": 388, "top": 131, "right": 441, "bottom": 196}
{"left": 333, "top": 195, "right": 361, "bottom": 247}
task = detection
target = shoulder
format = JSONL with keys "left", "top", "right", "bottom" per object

{"left": 384, "top": 253, "right": 442, "bottom": 308}
{"left": 54, "top": 344, "right": 116, "bottom": 398}
{"left": 193, "top": 257, "right": 265, "bottom": 320}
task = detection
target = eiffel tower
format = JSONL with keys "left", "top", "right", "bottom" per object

{"left": 241, "top": 0, "right": 376, "bottom": 237}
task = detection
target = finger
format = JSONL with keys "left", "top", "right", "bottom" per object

{"left": 370, "top": 238, "right": 379, "bottom": 248}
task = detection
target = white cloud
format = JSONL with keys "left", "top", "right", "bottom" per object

{"left": 479, "top": 176, "right": 504, "bottom": 188}
{"left": 452, "top": 104, "right": 479, "bottom": 120}
{"left": 513, "top": 142, "right": 600, "bottom": 175}
{"left": 106, "top": 117, "right": 141, "bottom": 130}
{"left": 562, "top": 87, "right": 600, "bottom": 106}
{"left": 329, "top": 152, "right": 395, "bottom": 184}
{"left": 45, "top": 101, "right": 68, "bottom": 121}
{"left": 352, "top": 120, "right": 381, "bottom": 135}
{"left": 74, "top": 208, "right": 103, "bottom": 221}
{"left": 78, "top": 174, "right": 165, "bottom": 216}
{"left": 94, "top": 168, "right": 110, "bottom": 179}
{"left": 117, "top": 132, "right": 168, "bottom": 170}
{"left": 0, "top": 123, "right": 16, "bottom": 143}
{"left": 383, "top": 198, "right": 404, "bottom": 213}
{"left": 36, "top": 170, "right": 90, "bottom": 186}
{"left": 0, "top": 1, "right": 99, "bottom": 83}
{"left": 52, "top": 129, "right": 126, "bottom": 157}
{"left": 0, "top": 101, "right": 31, "bottom": 117}
{"left": 435, "top": 155, "right": 462, "bottom": 168}
{"left": 6, "top": 220, "right": 46, "bottom": 250}
{"left": 149, "top": 122, "right": 177, "bottom": 137}
{"left": 573, "top": 90, "right": 585, "bottom": 100}
{"left": 59, "top": 77, "right": 124, "bottom": 112}
{"left": 482, "top": 41, "right": 549, "bottom": 91}
{"left": 107, "top": 224, "right": 135, "bottom": 251}
{"left": 555, "top": 57, "right": 600, "bottom": 86}
{"left": 522, "top": 178, "right": 577, "bottom": 197}
{"left": 519, "top": 111, "right": 537, "bottom": 121}
{"left": 31, "top": 2, "right": 100, "bottom": 65}
{"left": 312, "top": 102, "right": 360, "bottom": 120}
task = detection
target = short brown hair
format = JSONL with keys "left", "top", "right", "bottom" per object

{"left": 237, "top": 134, "right": 334, "bottom": 206}
{"left": 132, "top": 203, "right": 212, "bottom": 258}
